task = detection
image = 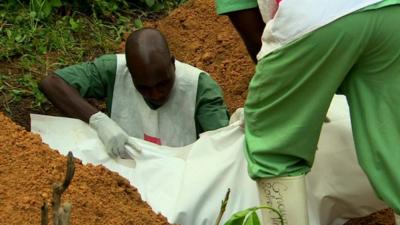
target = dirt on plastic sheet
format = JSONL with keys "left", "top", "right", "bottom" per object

{"left": 0, "top": 113, "right": 172, "bottom": 225}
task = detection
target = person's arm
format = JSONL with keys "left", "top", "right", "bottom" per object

{"left": 39, "top": 55, "right": 136, "bottom": 158}
{"left": 39, "top": 54, "right": 117, "bottom": 122}
{"left": 195, "top": 73, "right": 230, "bottom": 136}
{"left": 226, "top": 7, "right": 265, "bottom": 63}
{"left": 39, "top": 73, "right": 98, "bottom": 123}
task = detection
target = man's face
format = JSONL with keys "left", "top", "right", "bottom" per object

{"left": 128, "top": 56, "right": 176, "bottom": 107}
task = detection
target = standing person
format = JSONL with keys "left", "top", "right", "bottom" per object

{"left": 40, "top": 28, "right": 229, "bottom": 158}
{"left": 215, "top": 0, "right": 400, "bottom": 224}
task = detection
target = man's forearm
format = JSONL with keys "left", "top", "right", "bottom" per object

{"left": 227, "top": 8, "right": 265, "bottom": 63}
{"left": 39, "top": 73, "right": 98, "bottom": 123}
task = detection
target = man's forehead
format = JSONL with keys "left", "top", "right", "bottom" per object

{"left": 131, "top": 65, "right": 173, "bottom": 86}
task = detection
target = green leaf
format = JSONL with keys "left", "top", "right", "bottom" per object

{"left": 38, "top": 45, "right": 47, "bottom": 54}
{"left": 29, "top": 11, "right": 37, "bottom": 18}
{"left": 15, "top": 34, "right": 26, "bottom": 43}
{"left": 134, "top": 19, "right": 143, "bottom": 29}
{"left": 6, "top": 30, "right": 12, "bottom": 38}
{"left": 34, "top": 0, "right": 62, "bottom": 19}
{"left": 145, "top": 0, "right": 155, "bottom": 7}
{"left": 152, "top": 2, "right": 165, "bottom": 11}
{"left": 69, "top": 18, "right": 80, "bottom": 31}
{"left": 224, "top": 207, "right": 258, "bottom": 225}
{"left": 49, "top": 0, "right": 62, "bottom": 7}
{"left": 224, "top": 206, "right": 283, "bottom": 225}
{"left": 244, "top": 212, "right": 261, "bottom": 225}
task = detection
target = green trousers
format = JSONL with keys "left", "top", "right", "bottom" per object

{"left": 244, "top": 5, "right": 400, "bottom": 213}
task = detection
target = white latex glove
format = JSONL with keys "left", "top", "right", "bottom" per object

{"left": 124, "top": 137, "right": 142, "bottom": 159}
{"left": 89, "top": 111, "right": 129, "bottom": 158}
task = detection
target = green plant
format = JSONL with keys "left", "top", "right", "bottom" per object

{"left": 134, "top": 18, "right": 143, "bottom": 29}
{"left": 213, "top": 189, "right": 283, "bottom": 225}
{"left": 224, "top": 206, "right": 284, "bottom": 225}
{"left": 29, "top": 0, "right": 62, "bottom": 20}
{"left": 17, "top": 74, "right": 47, "bottom": 108}
{"left": 0, "top": 73, "right": 47, "bottom": 111}
{"left": 91, "top": 0, "right": 128, "bottom": 17}
{"left": 138, "top": 0, "right": 186, "bottom": 11}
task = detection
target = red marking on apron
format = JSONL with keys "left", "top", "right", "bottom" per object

{"left": 144, "top": 134, "right": 162, "bottom": 145}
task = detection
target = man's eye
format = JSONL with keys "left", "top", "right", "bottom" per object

{"left": 157, "top": 80, "right": 169, "bottom": 88}
{"left": 136, "top": 86, "right": 147, "bottom": 92}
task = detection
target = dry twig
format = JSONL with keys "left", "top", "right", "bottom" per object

{"left": 41, "top": 202, "right": 48, "bottom": 225}
{"left": 214, "top": 188, "right": 231, "bottom": 225}
{"left": 40, "top": 152, "right": 75, "bottom": 225}
{"left": 51, "top": 151, "right": 75, "bottom": 225}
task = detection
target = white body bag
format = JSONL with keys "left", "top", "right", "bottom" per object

{"left": 31, "top": 95, "right": 386, "bottom": 225}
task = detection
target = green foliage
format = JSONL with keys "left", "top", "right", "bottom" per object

{"left": 30, "top": 0, "right": 62, "bottom": 19}
{"left": 0, "top": 0, "right": 186, "bottom": 60}
{"left": 134, "top": 18, "right": 144, "bottom": 29}
{"left": 0, "top": 73, "right": 47, "bottom": 111}
{"left": 91, "top": 0, "right": 128, "bottom": 17}
{"left": 5, "top": 0, "right": 130, "bottom": 19}
{"left": 69, "top": 17, "right": 82, "bottom": 31}
{"left": 138, "top": 0, "right": 186, "bottom": 12}
{"left": 224, "top": 206, "right": 284, "bottom": 225}
{"left": 0, "top": 1, "right": 133, "bottom": 60}
{"left": 17, "top": 74, "right": 47, "bottom": 108}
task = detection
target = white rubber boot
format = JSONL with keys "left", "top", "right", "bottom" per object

{"left": 257, "top": 175, "right": 309, "bottom": 225}
{"left": 395, "top": 213, "right": 400, "bottom": 225}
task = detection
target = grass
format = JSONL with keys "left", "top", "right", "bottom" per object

{"left": 0, "top": 73, "right": 46, "bottom": 113}
{"left": 0, "top": 1, "right": 140, "bottom": 119}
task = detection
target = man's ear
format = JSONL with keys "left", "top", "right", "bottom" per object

{"left": 171, "top": 55, "right": 176, "bottom": 71}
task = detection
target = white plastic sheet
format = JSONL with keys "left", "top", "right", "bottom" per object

{"left": 31, "top": 95, "right": 386, "bottom": 225}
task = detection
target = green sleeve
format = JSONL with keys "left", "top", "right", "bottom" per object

{"left": 54, "top": 54, "right": 117, "bottom": 114}
{"left": 215, "top": 0, "right": 258, "bottom": 15}
{"left": 360, "top": 0, "right": 400, "bottom": 11}
{"left": 195, "top": 73, "right": 230, "bottom": 136}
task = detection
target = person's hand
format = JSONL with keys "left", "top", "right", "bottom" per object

{"left": 89, "top": 111, "right": 128, "bottom": 158}
{"left": 124, "top": 137, "right": 143, "bottom": 159}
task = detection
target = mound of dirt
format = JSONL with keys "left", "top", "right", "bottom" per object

{"left": 0, "top": 113, "right": 171, "bottom": 225}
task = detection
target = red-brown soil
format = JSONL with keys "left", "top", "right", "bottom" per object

{"left": 0, "top": 113, "right": 171, "bottom": 225}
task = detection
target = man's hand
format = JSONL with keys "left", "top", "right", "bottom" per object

{"left": 124, "top": 137, "right": 143, "bottom": 159}
{"left": 89, "top": 111, "right": 129, "bottom": 158}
